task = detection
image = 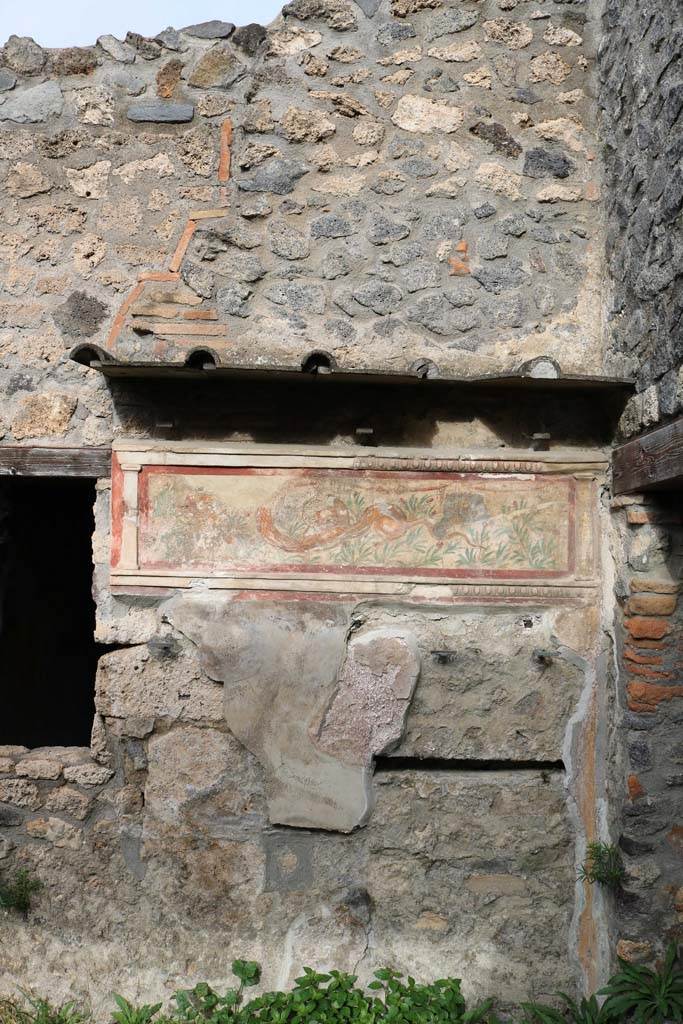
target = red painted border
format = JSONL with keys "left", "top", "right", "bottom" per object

{"left": 125, "top": 464, "right": 576, "bottom": 582}
{"left": 110, "top": 451, "right": 123, "bottom": 569}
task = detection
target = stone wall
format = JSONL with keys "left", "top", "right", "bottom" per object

{"left": 599, "top": 0, "right": 683, "bottom": 436}
{"left": 609, "top": 493, "right": 682, "bottom": 963}
{"left": 0, "top": 0, "right": 604, "bottom": 413}
{"left": 0, "top": 0, "right": 675, "bottom": 1012}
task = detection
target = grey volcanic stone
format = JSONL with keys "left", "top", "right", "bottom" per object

{"left": 423, "top": 212, "right": 468, "bottom": 240}
{"left": 474, "top": 202, "right": 496, "bottom": 219}
{"left": 125, "top": 32, "right": 162, "bottom": 60}
{"left": 2, "top": 35, "right": 45, "bottom": 75}
{"left": 406, "top": 293, "right": 480, "bottom": 335}
{"left": 321, "top": 251, "right": 352, "bottom": 278}
{"left": 472, "top": 260, "right": 530, "bottom": 294}
{"left": 500, "top": 215, "right": 527, "bottom": 237}
{"left": 352, "top": 281, "right": 403, "bottom": 314}
{"left": 377, "top": 23, "right": 416, "bottom": 45}
{"left": 400, "top": 261, "right": 442, "bottom": 292}
{"left": 367, "top": 213, "right": 411, "bottom": 245}
{"left": 268, "top": 220, "right": 310, "bottom": 260}
{"left": 266, "top": 281, "right": 326, "bottom": 314}
{"left": 470, "top": 121, "right": 522, "bottom": 159}
{"left": 523, "top": 148, "right": 576, "bottom": 179}
{"left": 311, "top": 214, "right": 354, "bottom": 238}
{"left": 182, "top": 20, "right": 235, "bottom": 38}
{"left": 425, "top": 9, "right": 478, "bottom": 40}
{"left": 181, "top": 261, "right": 215, "bottom": 299}
{"left": 513, "top": 88, "right": 541, "bottom": 105}
{"left": 238, "top": 159, "right": 309, "bottom": 196}
{"left": 0, "top": 69, "right": 17, "bottom": 91}
{"left": 154, "top": 27, "right": 185, "bottom": 51}
{"left": 53, "top": 291, "right": 108, "bottom": 338}
{"left": 218, "top": 283, "right": 251, "bottom": 318}
{"left": 218, "top": 252, "right": 266, "bottom": 282}
{"left": 398, "top": 156, "right": 439, "bottom": 178}
{"left": 127, "top": 102, "right": 194, "bottom": 123}
{"left": 381, "top": 241, "right": 425, "bottom": 266}
{"left": 232, "top": 24, "right": 267, "bottom": 55}
{"left": 0, "top": 81, "right": 63, "bottom": 123}
{"left": 97, "top": 34, "right": 136, "bottom": 63}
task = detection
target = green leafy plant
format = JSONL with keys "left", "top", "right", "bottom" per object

{"left": 1, "top": 995, "right": 86, "bottom": 1024}
{"left": 0, "top": 869, "right": 42, "bottom": 916}
{"left": 522, "top": 993, "right": 615, "bottom": 1024}
{"left": 599, "top": 943, "right": 683, "bottom": 1023}
{"left": 112, "top": 996, "right": 163, "bottom": 1024}
{"left": 172, "top": 961, "right": 261, "bottom": 1024}
{"left": 578, "top": 842, "right": 625, "bottom": 889}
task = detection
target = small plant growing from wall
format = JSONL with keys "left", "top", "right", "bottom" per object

{"left": 0, "top": 868, "right": 41, "bottom": 917}
{"left": 579, "top": 842, "right": 625, "bottom": 889}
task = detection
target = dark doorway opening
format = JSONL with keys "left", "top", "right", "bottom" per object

{"left": 0, "top": 477, "right": 98, "bottom": 748}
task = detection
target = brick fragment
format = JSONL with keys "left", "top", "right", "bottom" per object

{"left": 624, "top": 647, "right": 663, "bottom": 666}
{"left": 625, "top": 616, "right": 671, "bottom": 640}
{"left": 628, "top": 664, "right": 672, "bottom": 680}
{"left": 630, "top": 577, "right": 679, "bottom": 595}
{"left": 628, "top": 593, "right": 677, "bottom": 616}
{"left": 627, "top": 774, "right": 645, "bottom": 799}
{"left": 627, "top": 682, "right": 683, "bottom": 713}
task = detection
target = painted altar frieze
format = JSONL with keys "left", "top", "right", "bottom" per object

{"left": 111, "top": 443, "right": 602, "bottom": 595}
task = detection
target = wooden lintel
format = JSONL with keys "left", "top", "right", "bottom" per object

{"left": 0, "top": 446, "right": 111, "bottom": 478}
{"left": 613, "top": 417, "right": 683, "bottom": 494}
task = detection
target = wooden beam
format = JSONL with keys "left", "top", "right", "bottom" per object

{"left": 0, "top": 446, "right": 111, "bottom": 478}
{"left": 613, "top": 417, "right": 683, "bottom": 494}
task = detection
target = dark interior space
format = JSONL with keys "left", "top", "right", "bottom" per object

{"left": 0, "top": 476, "right": 98, "bottom": 748}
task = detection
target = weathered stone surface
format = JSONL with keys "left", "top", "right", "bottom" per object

{"left": 425, "top": 9, "right": 478, "bottom": 40}
{"left": 15, "top": 759, "right": 62, "bottom": 781}
{"left": 238, "top": 158, "right": 308, "bottom": 195}
{"left": 0, "top": 779, "right": 40, "bottom": 809}
{"left": 352, "top": 281, "right": 403, "bottom": 314}
{"left": 6, "top": 162, "right": 52, "bottom": 199}
{"left": 0, "top": 69, "right": 17, "bottom": 91}
{"left": 188, "top": 44, "right": 245, "bottom": 88}
{"left": 268, "top": 219, "right": 311, "bottom": 259}
{"left": 53, "top": 291, "right": 108, "bottom": 338}
{"left": 281, "top": 106, "right": 336, "bottom": 142}
{"left": 49, "top": 46, "right": 98, "bottom": 76}
{"left": 283, "top": 0, "right": 358, "bottom": 31}
{"left": 0, "top": 81, "right": 63, "bottom": 123}
{"left": 181, "top": 20, "right": 235, "bottom": 39}
{"left": 127, "top": 102, "right": 194, "bottom": 123}
{"left": 483, "top": 18, "right": 534, "bottom": 49}
{"left": 529, "top": 51, "right": 572, "bottom": 84}
{"left": 217, "top": 282, "right": 251, "bottom": 317}
{"left": 266, "top": 281, "right": 326, "bottom": 314}
{"left": 10, "top": 393, "right": 76, "bottom": 440}
{"left": 475, "top": 161, "right": 523, "bottom": 198}
{"left": 97, "top": 34, "right": 136, "bottom": 63}
{"left": 65, "top": 160, "right": 111, "bottom": 199}
{"left": 62, "top": 764, "right": 113, "bottom": 786}
{"left": 392, "top": 95, "right": 463, "bottom": 134}
{"left": 232, "top": 24, "right": 267, "bottom": 55}
{"left": 44, "top": 786, "right": 92, "bottom": 821}
{"left": 523, "top": 147, "right": 576, "bottom": 179}
{"left": 470, "top": 121, "right": 522, "bottom": 158}
{"left": 2, "top": 35, "right": 45, "bottom": 74}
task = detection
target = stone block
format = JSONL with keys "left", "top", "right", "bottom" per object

{"left": 15, "top": 759, "right": 62, "bottom": 781}
{"left": 96, "top": 645, "right": 223, "bottom": 724}
{"left": 0, "top": 779, "right": 40, "bottom": 810}
{"left": 0, "top": 81, "right": 63, "bottom": 123}
{"left": 127, "top": 103, "right": 194, "bottom": 123}
{"left": 62, "top": 764, "right": 114, "bottom": 787}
